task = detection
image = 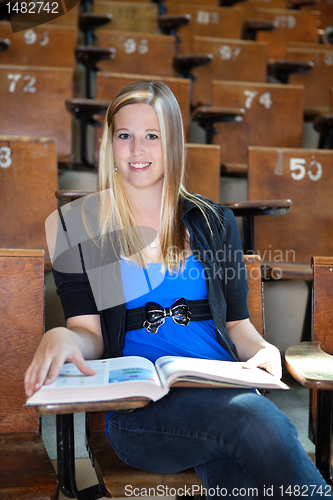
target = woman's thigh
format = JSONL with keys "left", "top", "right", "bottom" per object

{"left": 106, "top": 387, "right": 295, "bottom": 473}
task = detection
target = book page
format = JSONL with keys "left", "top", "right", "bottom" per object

{"left": 51, "top": 356, "right": 161, "bottom": 389}
{"left": 25, "top": 356, "right": 164, "bottom": 406}
{"left": 155, "top": 356, "right": 289, "bottom": 390}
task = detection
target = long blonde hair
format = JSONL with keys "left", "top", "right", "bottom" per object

{"left": 96, "top": 80, "right": 218, "bottom": 271}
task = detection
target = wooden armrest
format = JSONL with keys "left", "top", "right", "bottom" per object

{"left": 286, "top": 0, "right": 318, "bottom": 8}
{"left": 65, "top": 98, "right": 109, "bottom": 119}
{"left": 219, "top": 0, "right": 246, "bottom": 6}
{"left": 56, "top": 189, "right": 95, "bottom": 201}
{"left": 225, "top": 199, "right": 292, "bottom": 217}
{"left": 221, "top": 163, "right": 248, "bottom": 176}
{"left": 173, "top": 54, "right": 213, "bottom": 79}
{"left": 158, "top": 14, "right": 191, "bottom": 34}
{"left": 242, "top": 19, "right": 275, "bottom": 41}
{"left": 36, "top": 398, "right": 150, "bottom": 415}
{"left": 79, "top": 12, "right": 112, "bottom": 32}
{"left": 285, "top": 342, "right": 333, "bottom": 390}
{"left": 0, "top": 38, "right": 10, "bottom": 51}
{"left": 192, "top": 106, "right": 244, "bottom": 144}
{"left": 313, "top": 114, "right": 333, "bottom": 135}
{"left": 76, "top": 46, "right": 115, "bottom": 66}
{"left": 192, "top": 106, "right": 244, "bottom": 125}
{"left": 268, "top": 60, "right": 313, "bottom": 84}
{"left": 261, "top": 262, "right": 313, "bottom": 280}
{"left": 320, "top": 26, "right": 333, "bottom": 44}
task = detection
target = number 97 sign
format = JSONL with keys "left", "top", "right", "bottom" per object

{"left": 289, "top": 158, "right": 322, "bottom": 182}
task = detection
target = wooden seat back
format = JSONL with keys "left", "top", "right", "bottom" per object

{"left": 165, "top": 4, "right": 244, "bottom": 52}
{"left": 313, "top": 257, "right": 333, "bottom": 356}
{"left": 95, "top": 30, "right": 176, "bottom": 77}
{"left": 248, "top": 147, "right": 333, "bottom": 272}
{"left": 286, "top": 42, "right": 333, "bottom": 117}
{"left": 165, "top": 0, "right": 219, "bottom": 6}
{"left": 235, "top": 0, "right": 286, "bottom": 22}
{"left": 0, "top": 64, "right": 73, "bottom": 159}
{"left": 86, "top": 253, "right": 264, "bottom": 497}
{"left": 93, "top": 0, "right": 159, "bottom": 33}
{"left": 0, "top": 135, "right": 58, "bottom": 259}
{"left": 303, "top": 0, "right": 333, "bottom": 29}
{"left": 185, "top": 144, "right": 220, "bottom": 203}
{"left": 0, "top": 21, "right": 77, "bottom": 68}
{"left": 212, "top": 81, "right": 304, "bottom": 172}
{"left": 0, "top": 249, "right": 45, "bottom": 433}
{"left": 95, "top": 71, "right": 191, "bottom": 141}
{"left": 191, "top": 37, "right": 269, "bottom": 106}
{"left": 255, "top": 8, "right": 320, "bottom": 59}
{"left": 0, "top": 248, "right": 59, "bottom": 499}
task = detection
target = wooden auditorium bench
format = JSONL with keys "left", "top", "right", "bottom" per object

{"left": 0, "top": 65, "right": 74, "bottom": 164}
{"left": 75, "top": 28, "right": 213, "bottom": 101}
{"left": 189, "top": 36, "right": 269, "bottom": 106}
{"left": 91, "top": 30, "right": 177, "bottom": 77}
{"left": 92, "top": 0, "right": 160, "bottom": 33}
{"left": 247, "top": 147, "right": 333, "bottom": 280}
{"left": 285, "top": 42, "right": 333, "bottom": 120}
{"left": 0, "top": 248, "right": 59, "bottom": 500}
{"left": 225, "top": 0, "right": 316, "bottom": 23}
{"left": 312, "top": 87, "right": 333, "bottom": 149}
{"left": 0, "top": 21, "right": 77, "bottom": 68}
{"left": 164, "top": 4, "right": 244, "bottom": 51}
{"left": 0, "top": 135, "right": 58, "bottom": 271}
{"left": 254, "top": 8, "right": 321, "bottom": 59}
{"left": 285, "top": 256, "right": 333, "bottom": 484}
{"left": 193, "top": 80, "right": 304, "bottom": 176}
{"left": 302, "top": 0, "right": 333, "bottom": 31}
{"left": 166, "top": 3, "right": 276, "bottom": 49}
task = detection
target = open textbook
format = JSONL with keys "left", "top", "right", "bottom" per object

{"left": 25, "top": 355, "right": 289, "bottom": 406}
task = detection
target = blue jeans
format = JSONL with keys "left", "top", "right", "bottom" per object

{"left": 107, "top": 388, "right": 332, "bottom": 499}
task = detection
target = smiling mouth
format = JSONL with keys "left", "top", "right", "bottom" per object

{"left": 129, "top": 162, "right": 151, "bottom": 169}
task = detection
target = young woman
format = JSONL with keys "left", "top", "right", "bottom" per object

{"left": 25, "top": 81, "right": 332, "bottom": 499}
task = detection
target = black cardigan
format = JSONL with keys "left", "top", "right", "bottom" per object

{"left": 52, "top": 197, "right": 249, "bottom": 361}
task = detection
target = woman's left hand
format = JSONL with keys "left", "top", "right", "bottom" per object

{"left": 241, "top": 345, "right": 282, "bottom": 379}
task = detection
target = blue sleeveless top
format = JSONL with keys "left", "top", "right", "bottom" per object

{"left": 121, "top": 254, "right": 234, "bottom": 363}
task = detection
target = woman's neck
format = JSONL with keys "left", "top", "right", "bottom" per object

{"left": 126, "top": 185, "right": 163, "bottom": 232}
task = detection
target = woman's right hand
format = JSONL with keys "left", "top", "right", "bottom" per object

{"left": 24, "top": 327, "right": 96, "bottom": 397}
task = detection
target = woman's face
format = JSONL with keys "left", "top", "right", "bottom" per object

{"left": 112, "top": 103, "right": 164, "bottom": 194}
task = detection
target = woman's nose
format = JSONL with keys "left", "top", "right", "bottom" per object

{"left": 131, "top": 138, "right": 144, "bottom": 155}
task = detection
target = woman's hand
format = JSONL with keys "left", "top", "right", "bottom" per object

{"left": 226, "top": 318, "right": 282, "bottom": 379}
{"left": 242, "top": 345, "right": 282, "bottom": 379}
{"left": 24, "top": 327, "right": 96, "bottom": 397}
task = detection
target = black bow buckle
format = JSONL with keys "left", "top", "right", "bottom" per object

{"left": 143, "top": 298, "right": 192, "bottom": 333}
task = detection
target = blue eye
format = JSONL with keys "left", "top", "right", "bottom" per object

{"left": 147, "top": 134, "right": 159, "bottom": 140}
{"left": 119, "top": 133, "right": 130, "bottom": 139}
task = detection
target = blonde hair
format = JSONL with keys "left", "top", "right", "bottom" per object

{"left": 96, "top": 80, "right": 219, "bottom": 271}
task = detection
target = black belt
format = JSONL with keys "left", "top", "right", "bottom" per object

{"left": 125, "top": 297, "right": 212, "bottom": 334}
